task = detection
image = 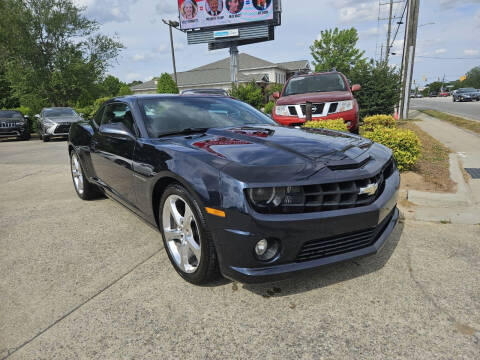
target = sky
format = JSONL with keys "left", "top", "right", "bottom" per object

{"left": 74, "top": 0, "right": 480, "bottom": 86}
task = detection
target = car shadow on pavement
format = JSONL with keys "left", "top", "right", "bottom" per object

{"left": 242, "top": 219, "right": 405, "bottom": 297}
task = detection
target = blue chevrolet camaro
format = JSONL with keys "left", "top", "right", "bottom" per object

{"left": 68, "top": 95, "right": 399, "bottom": 284}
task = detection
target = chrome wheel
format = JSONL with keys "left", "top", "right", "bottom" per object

{"left": 71, "top": 153, "right": 84, "bottom": 195}
{"left": 162, "top": 195, "right": 201, "bottom": 274}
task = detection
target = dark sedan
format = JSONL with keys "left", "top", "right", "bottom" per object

{"left": 453, "top": 88, "right": 480, "bottom": 102}
{"left": 0, "top": 110, "right": 30, "bottom": 140}
{"left": 68, "top": 95, "right": 399, "bottom": 284}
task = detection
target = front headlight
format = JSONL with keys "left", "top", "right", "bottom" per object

{"left": 275, "top": 105, "right": 289, "bottom": 116}
{"left": 15, "top": 122, "right": 25, "bottom": 126}
{"left": 337, "top": 100, "right": 354, "bottom": 112}
{"left": 43, "top": 119, "right": 56, "bottom": 126}
{"left": 247, "top": 186, "right": 305, "bottom": 213}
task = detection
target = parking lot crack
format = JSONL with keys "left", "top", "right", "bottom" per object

{"left": 1, "top": 248, "right": 163, "bottom": 360}
{"left": 405, "top": 233, "right": 479, "bottom": 338}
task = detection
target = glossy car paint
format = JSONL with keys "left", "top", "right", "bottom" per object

{"left": 69, "top": 95, "right": 400, "bottom": 283}
{"left": 272, "top": 72, "right": 360, "bottom": 130}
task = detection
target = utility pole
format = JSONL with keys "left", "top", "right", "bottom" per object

{"left": 399, "top": 0, "right": 420, "bottom": 120}
{"left": 386, "top": 0, "right": 394, "bottom": 62}
{"left": 229, "top": 45, "right": 239, "bottom": 85}
{"left": 162, "top": 19, "right": 179, "bottom": 85}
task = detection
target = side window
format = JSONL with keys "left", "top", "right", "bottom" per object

{"left": 101, "top": 103, "right": 136, "bottom": 135}
{"left": 93, "top": 106, "right": 105, "bottom": 127}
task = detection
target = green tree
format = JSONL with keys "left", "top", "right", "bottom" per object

{"left": 157, "top": 73, "right": 179, "bottom": 94}
{"left": 229, "top": 81, "right": 264, "bottom": 109}
{"left": 350, "top": 60, "right": 401, "bottom": 118}
{"left": 463, "top": 66, "right": 480, "bottom": 88}
{"left": 310, "top": 27, "right": 365, "bottom": 77}
{"left": 423, "top": 81, "right": 443, "bottom": 96}
{"left": 0, "top": 0, "right": 123, "bottom": 112}
{"left": 118, "top": 85, "right": 132, "bottom": 96}
{"left": 102, "top": 75, "right": 123, "bottom": 97}
{"left": 128, "top": 80, "right": 143, "bottom": 87}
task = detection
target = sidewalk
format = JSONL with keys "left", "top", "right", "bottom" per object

{"left": 402, "top": 111, "right": 480, "bottom": 224}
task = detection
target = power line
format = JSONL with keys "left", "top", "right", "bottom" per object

{"left": 416, "top": 55, "right": 480, "bottom": 60}
{"left": 389, "top": 0, "right": 408, "bottom": 52}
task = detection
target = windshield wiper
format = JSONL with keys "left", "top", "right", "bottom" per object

{"left": 157, "top": 127, "right": 210, "bottom": 138}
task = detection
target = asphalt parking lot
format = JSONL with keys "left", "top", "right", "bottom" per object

{"left": 1, "top": 138, "right": 479, "bottom": 359}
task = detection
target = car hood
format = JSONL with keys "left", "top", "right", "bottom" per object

{"left": 277, "top": 91, "right": 353, "bottom": 105}
{"left": 167, "top": 125, "right": 375, "bottom": 182}
{"left": 45, "top": 116, "right": 81, "bottom": 123}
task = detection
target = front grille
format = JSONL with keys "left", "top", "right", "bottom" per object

{"left": 300, "top": 103, "right": 325, "bottom": 115}
{"left": 55, "top": 124, "right": 71, "bottom": 134}
{"left": 296, "top": 208, "right": 395, "bottom": 262}
{"left": 0, "top": 122, "right": 17, "bottom": 128}
{"left": 328, "top": 103, "right": 338, "bottom": 113}
{"left": 301, "top": 158, "right": 394, "bottom": 212}
{"left": 248, "top": 158, "right": 395, "bottom": 214}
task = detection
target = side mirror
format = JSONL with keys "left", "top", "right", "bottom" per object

{"left": 272, "top": 92, "right": 280, "bottom": 99}
{"left": 24, "top": 115, "right": 29, "bottom": 119}
{"left": 99, "top": 122, "right": 134, "bottom": 139}
{"left": 351, "top": 84, "right": 361, "bottom": 92}
{"left": 34, "top": 114, "right": 40, "bottom": 119}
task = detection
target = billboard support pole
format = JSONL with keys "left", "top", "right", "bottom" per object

{"left": 230, "top": 45, "right": 239, "bottom": 85}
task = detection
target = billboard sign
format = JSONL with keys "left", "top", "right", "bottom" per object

{"left": 178, "top": 0, "right": 274, "bottom": 30}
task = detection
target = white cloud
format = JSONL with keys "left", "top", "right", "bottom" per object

{"left": 73, "top": 0, "right": 139, "bottom": 23}
{"left": 435, "top": 48, "right": 447, "bottom": 54}
{"left": 125, "top": 72, "right": 142, "bottom": 82}
{"left": 464, "top": 49, "right": 479, "bottom": 55}
{"left": 438, "top": 0, "right": 480, "bottom": 8}
{"left": 156, "top": 2, "right": 178, "bottom": 17}
{"left": 359, "top": 27, "right": 381, "bottom": 38}
{"left": 144, "top": 76, "right": 154, "bottom": 82}
{"left": 339, "top": 2, "right": 378, "bottom": 23}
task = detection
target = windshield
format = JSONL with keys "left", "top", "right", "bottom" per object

{"left": 283, "top": 74, "right": 347, "bottom": 96}
{"left": 43, "top": 108, "right": 78, "bottom": 117}
{"left": 139, "top": 97, "right": 275, "bottom": 138}
{"left": 0, "top": 111, "right": 23, "bottom": 119}
{"left": 458, "top": 88, "right": 476, "bottom": 93}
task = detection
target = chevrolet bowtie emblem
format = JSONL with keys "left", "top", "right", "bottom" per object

{"left": 359, "top": 183, "right": 379, "bottom": 196}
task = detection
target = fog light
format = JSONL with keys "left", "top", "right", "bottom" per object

{"left": 346, "top": 121, "right": 351, "bottom": 127}
{"left": 255, "top": 239, "right": 268, "bottom": 256}
{"left": 254, "top": 238, "right": 280, "bottom": 261}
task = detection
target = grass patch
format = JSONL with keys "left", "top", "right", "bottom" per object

{"left": 419, "top": 109, "right": 480, "bottom": 135}
{"left": 398, "top": 121, "right": 455, "bottom": 192}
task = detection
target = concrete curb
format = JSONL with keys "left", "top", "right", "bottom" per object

{"left": 407, "top": 154, "right": 470, "bottom": 208}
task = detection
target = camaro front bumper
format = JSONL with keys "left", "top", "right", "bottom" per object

{"left": 210, "top": 170, "right": 400, "bottom": 283}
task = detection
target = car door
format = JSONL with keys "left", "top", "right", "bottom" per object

{"left": 90, "top": 102, "right": 137, "bottom": 205}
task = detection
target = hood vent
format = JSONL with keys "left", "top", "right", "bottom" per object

{"left": 327, "top": 155, "right": 371, "bottom": 170}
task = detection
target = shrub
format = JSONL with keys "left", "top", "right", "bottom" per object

{"left": 362, "top": 114, "right": 396, "bottom": 131}
{"left": 263, "top": 101, "right": 275, "bottom": 115}
{"left": 363, "top": 127, "right": 421, "bottom": 171}
{"left": 75, "top": 96, "right": 110, "bottom": 119}
{"left": 229, "top": 81, "right": 264, "bottom": 109}
{"left": 303, "top": 118, "right": 348, "bottom": 132}
{"left": 157, "top": 73, "right": 179, "bottom": 94}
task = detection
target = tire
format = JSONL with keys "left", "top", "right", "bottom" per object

{"left": 69, "top": 150, "right": 102, "bottom": 200}
{"left": 159, "top": 184, "right": 219, "bottom": 285}
{"left": 21, "top": 132, "right": 31, "bottom": 141}
{"left": 43, "top": 134, "right": 50, "bottom": 142}
{"left": 350, "top": 127, "right": 359, "bottom": 135}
